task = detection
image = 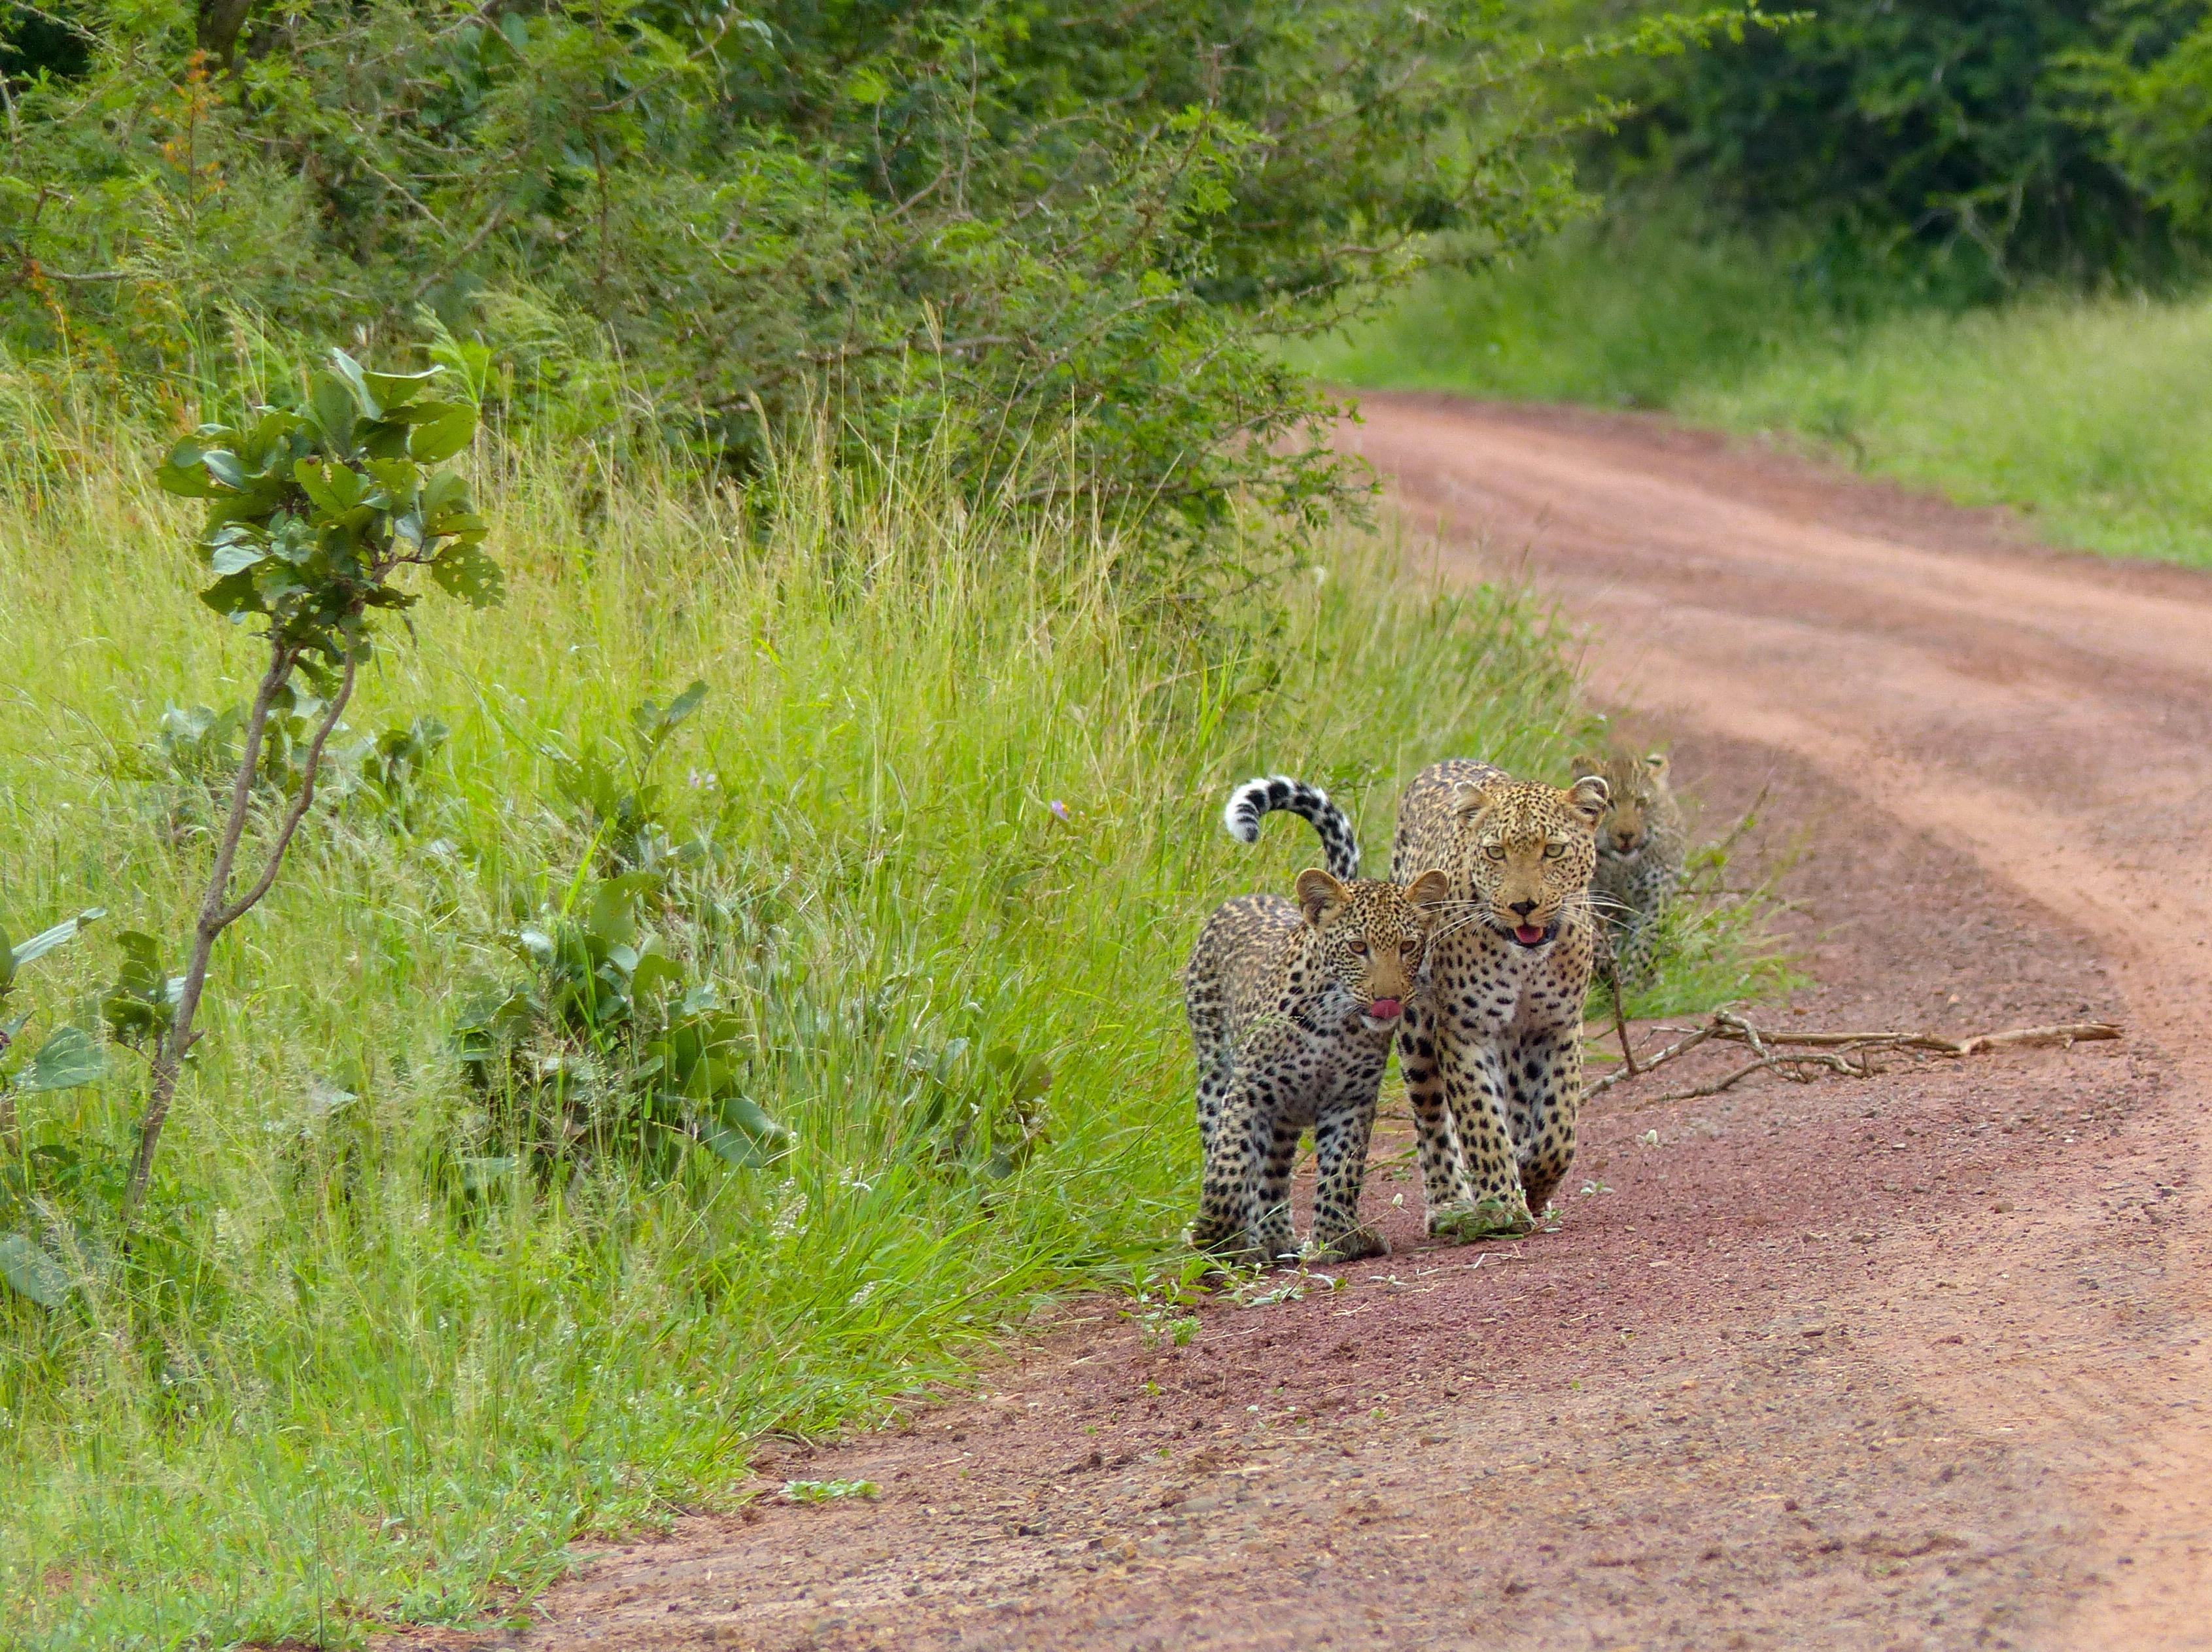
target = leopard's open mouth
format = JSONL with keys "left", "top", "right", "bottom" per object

{"left": 1493, "top": 919, "right": 1557, "bottom": 948}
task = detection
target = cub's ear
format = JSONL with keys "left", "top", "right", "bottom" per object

{"left": 1570, "top": 755, "right": 1603, "bottom": 782}
{"left": 1566, "top": 774, "right": 1610, "bottom": 826}
{"left": 1295, "top": 869, "right": 1348, "bottom": 928}
{"left": 1451, "top": 781, "right": 1498, "bottom": 819}
{"left": 1644, "top": 751, "right": 1670, "bottom": 778}
{"left": 1404, "top": 869, "right": 1452, "bottom": 913}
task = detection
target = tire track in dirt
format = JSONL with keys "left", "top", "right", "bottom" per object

{"left": 383, "top": 400, "right": 2210, "bottom": 1651}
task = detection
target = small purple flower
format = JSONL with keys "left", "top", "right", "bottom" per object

{"left": 1049, "top": 799, "right": 1070, "bottom": 823}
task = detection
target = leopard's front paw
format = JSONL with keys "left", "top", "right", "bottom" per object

{"left": 1305, "top": 1224, "right": 1389, "bottom": 1264}
{"left": 1426, "top": 1195, "right": 1536, "bottom": 1241}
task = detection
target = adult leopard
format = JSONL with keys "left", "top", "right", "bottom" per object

{"left": 1186, "top": 777, "right": 1447, "bottom": 1265}
{"left": 1391, "top": 760, "right": 1609, "bottom": 1239}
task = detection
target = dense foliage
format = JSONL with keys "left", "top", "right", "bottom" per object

{"left": 1579, "top": 0, "right": 2211, "bottom": 297}
{"left": 0, "top": 0, "right": 1734, "bottom": 536}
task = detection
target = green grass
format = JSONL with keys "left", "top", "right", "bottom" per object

{"left": 1296, "top": 211, "right": 2212, "bottom": 568}
{"left": 1684, "top": 296, "right": 2212, "bottom": 566}
{"left": 0, "top": 366, "right": 1599, "bottom": 1648}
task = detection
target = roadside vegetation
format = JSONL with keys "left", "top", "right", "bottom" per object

{"left": 1296, "top": 0, "right": 2212, "bottom": 570}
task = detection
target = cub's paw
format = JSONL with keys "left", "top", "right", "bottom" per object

{"left": 1305, "top": 1225, "right": 1389, "bottom": 1265}
{"left": 1426, "top": 1196, "right": 1536, "bottom": 1242}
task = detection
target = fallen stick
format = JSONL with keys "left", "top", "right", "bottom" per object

{"left": 1586, "top": 1014, "right": 2122, "bottom": 1102}
{"left": 1585, "top": 1023, "right": 1714, "bottom": 1097}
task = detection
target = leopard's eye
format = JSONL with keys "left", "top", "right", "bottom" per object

{"left": 1542, "top": 842, "right": 1565, "bottom": 860}
{"left": 1401, "top": 938, "right": 1419, "bottom": 954}
{"left": 1347, "top": 939, "right": 1368, "bottom": 955}
{"left": 1483, "top": 845, "right": 1507, "bottom": 862}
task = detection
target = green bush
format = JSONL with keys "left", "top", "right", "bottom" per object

{"left": 0, "top": 0, "right": 1731, "bottom": 542}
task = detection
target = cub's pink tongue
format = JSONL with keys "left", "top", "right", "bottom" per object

{"left": 1513, "top": 924, "right": 1545, "bottom": 946}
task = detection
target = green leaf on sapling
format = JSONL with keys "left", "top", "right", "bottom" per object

{"left": 407, "top": 404, "right": 476, "bottom": 463}
{"left": 19, "top": 1026, "right": 107, "bottom": 1093}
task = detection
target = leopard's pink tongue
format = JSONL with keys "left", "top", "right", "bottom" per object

{"left": 1513, "top": 925, "right": 1545, "bottom": 946}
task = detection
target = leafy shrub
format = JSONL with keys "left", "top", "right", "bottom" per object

{"left": 455, "top": 871, "right": 789, "bottom": 1179}
{"left": 0, "top": 0, "right": 1734, "bottom": 543}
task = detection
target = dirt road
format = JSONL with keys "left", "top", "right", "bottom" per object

{"left": 392, "top": 398, "right": 2212, "bottom": 1651}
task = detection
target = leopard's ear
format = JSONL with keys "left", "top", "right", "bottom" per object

{"left": 1295, "top": 869, "right": 1348, "bottom": 928}
{"left": 1451, "top": 781, "right": 1498, "bottom": 819}
{"left": 1404, "top": 869, "right": 1451, "bottom": 913}
{"left": 1570, "top": 754, "right": 1604, "bottom": 782}
{"left": 1566, "top": 774, "right": 1610, "bottom": 827}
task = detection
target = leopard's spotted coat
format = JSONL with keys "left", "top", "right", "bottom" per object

{"left": 1186, "top": 777, "right": 1446, "bottom": 1265}
{"left": 1390, "top": 759, "right": 1609, "bottom": 1239}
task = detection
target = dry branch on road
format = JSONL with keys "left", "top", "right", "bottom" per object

{"left": 1585, "top": 1009, "right": 2122, "bottom": 1103}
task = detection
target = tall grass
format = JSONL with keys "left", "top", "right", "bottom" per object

{"left": 0, "top": 366, "right": 1583, "bottom": 1647}
{"left": 1298, "top": 211, "right": 2212, "bottom": 568}
{"left": 1682, "top": 295, "right": 2212, "bottom": 566}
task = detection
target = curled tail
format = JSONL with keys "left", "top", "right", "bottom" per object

{"left": 1222, "top": 775, "right": 1360, "bottom": 881}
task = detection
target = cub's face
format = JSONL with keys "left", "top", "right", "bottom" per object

{"left": 1573, "top": 749, "right": 1670, "bottom": 861}
{"left": 1451, "top": 776, "right": 1608, "bottom": 948}
{"left": 1295, "top": 869, "right": 1451, "bottom": 1031}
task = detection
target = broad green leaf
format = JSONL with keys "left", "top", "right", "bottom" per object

{"left": 198, "top": 570, "right": 262, "bottom": 618}
{"left": 422, "top": 469, "right": 472, "bottom": 516}
{"left": 362, "top": 364, "right": 443, "bottom": 410}
{"left": 201, "top": 451, "right": 248, "bottom": 490}
{"left": 428, "top": 543, "right": 506, "bottom": 608}
{"left": 695, "top": 1118, "right": 778, "bottom": 1168}
{"left": 209, "top": 542, "right": 266, "bottom": 577}
{"left": 294, "top": 456, "right": 359, "bottom": 513}
{"left": 408, "top": 405, "right": 476, "bottom": 463}
{"left": 309, "top": 371, "right": 359, "bottom": 453}
{"left": 19, "top": 1027, "right": 106, "bottom": 1093}
{"left": 631, "top": 952, "right": 687, "bottom": 1002}
{"left": 328, "top": 349, "right": 381, "bottom": 418}
{"left": 156, "top": 460, "right": 221, "bottom": 498}
{"left": 0, "top": 1233, "right": 69, "bottom": 1308}
{"left": 721, "top": 1094, "right": 791, "bottom": 1143}
{"left": 10, "top": 909, "right": 103, "bottom": 970}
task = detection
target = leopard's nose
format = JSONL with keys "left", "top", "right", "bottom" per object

{"left": 1368, "top": 998, "right": 1403, "bottom": 1021}
{"left": 1508, "top": 899, "right": 1537, "bottom": 917}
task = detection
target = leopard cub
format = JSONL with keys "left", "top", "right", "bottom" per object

{"left": 1574, "top": 744, "right": 1687, "bottom": 992}
{"left": 1186, "top": 776, "right": 1447, "bottom": 1266}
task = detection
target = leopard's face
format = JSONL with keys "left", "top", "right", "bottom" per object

{"left": 1295, "top": 869, "right": 1451, "bottom": 1030}
{"left": 1451, "top": 776, "right": 1609, "bottom": 948}
{"left": 1574, "top": 749, "right": 1671, "bottom": 861}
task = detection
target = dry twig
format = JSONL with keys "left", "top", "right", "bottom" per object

{"left": 1585, "top": 1012, "right": 2120, "bottom": 1104}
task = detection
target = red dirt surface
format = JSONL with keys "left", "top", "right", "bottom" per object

{"left": 385, "top": 398, "right": 2212, "bottom": 1651}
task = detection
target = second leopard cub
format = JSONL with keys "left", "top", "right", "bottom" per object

{"left": 1575, "top": 743, "right": 1687, "bottom": 991}
{"left": 1186, "top": 776, "right": 1448, "bottom": 1265}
